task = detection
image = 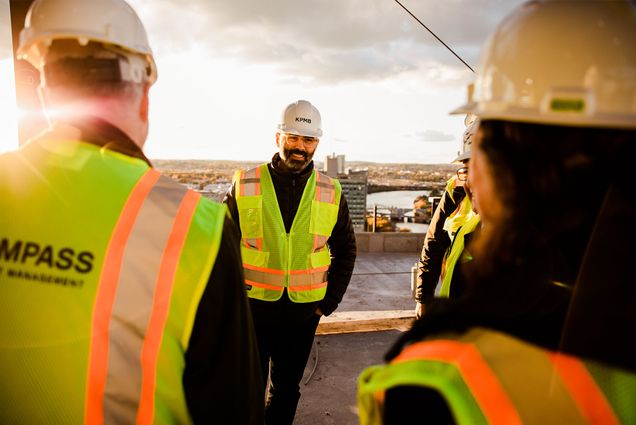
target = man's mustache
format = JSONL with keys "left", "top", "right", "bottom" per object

{"left": 288, "top": 149, "right": 307, "bottom": 159}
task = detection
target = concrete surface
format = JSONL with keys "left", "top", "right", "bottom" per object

{"left": 296, "top": 331, "right": 403, "bottom": 425}
{"left": 293, "top": 252, "right": 419, "bottom": 425}
{"left": 356, "top": 230, "right": 428, "bottom": 253}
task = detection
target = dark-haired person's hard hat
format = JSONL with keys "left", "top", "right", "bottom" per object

{"left": 452, "top": 0, "right": 636, "bottom": 130}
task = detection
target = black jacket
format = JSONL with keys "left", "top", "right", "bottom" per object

{"left": 224, "top": 154, "right": 357, "bottom": 316}
{"left": 415, "top": 184, "right": 466, "bottom": 303}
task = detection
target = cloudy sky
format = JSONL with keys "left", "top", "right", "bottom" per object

{"left": 0, "top": 0, "right": 527, "bottom": 163}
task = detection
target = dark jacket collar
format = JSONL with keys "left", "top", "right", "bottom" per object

{"left": 32, "top": 115, "right": 152, "bottom": 167}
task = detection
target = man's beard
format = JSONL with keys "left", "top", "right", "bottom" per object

{"left": 281, "top": 147, "right": 312, "bottom": 171}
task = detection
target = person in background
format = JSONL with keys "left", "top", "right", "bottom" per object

{"left": 359, "top": 0, "right": 636, "bottom": 423}
{"left": 433, "top": 165, "right": 481, "bottom": 301}
{"left": 414, "top": 115, "right": 478, "bottom": 318}
{"left": 224, "top": 99, "right": 357, "bottom": 425}
{"left": 0, "top": 0, "right": 263, "bottom": 423}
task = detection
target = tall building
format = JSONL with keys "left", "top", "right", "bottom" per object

{"left": 324, "top": 153, "right": 367, "bottom": 231}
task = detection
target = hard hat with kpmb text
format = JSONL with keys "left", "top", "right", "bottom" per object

{"left": 278, "top": 100, "right": 323, "bottom": 138}
{"left": 17, "top": 0, "right": 157, "bottom": 85}
{"left": 452, "top": 0, "right": 636, "bottom": 129}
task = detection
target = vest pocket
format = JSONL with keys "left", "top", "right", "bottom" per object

{"left": 310, "top": 248, "right": 332, "bottom": 270}
{"left": 310, "top": 200, "right": 338, "bottom": 236}
{"left": 241, "top": 246, "right": 270, "bottom": 268}
{"left": 237, "top": 195, "right": 263, "bottom": 238}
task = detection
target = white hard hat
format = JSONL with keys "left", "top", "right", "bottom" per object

{"left": 278, "top": 100, "right": 323, "bottom": 138}
{"left": 453, "top": 114, "right": 479, "bottom": 163}
{"left": 17, "top": 0, "right": 157, "bottom": 84}
{"left": 453, "top": 0, "right": 636, "bottom": 129}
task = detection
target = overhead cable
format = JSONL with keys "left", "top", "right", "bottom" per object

{"left": 394, "top": 0, "right": 475, "bottom": 73}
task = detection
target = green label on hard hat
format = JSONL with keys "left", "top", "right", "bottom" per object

{"left": 550, "top": 99, "right": 585, "bottom": 113}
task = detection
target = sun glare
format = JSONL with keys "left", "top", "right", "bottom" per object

{"left": 0, "top": 58, "right": 19, "bottom": 154}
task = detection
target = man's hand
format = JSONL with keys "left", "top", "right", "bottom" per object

{"left": 315, "top": 307, "right": 324, "bottom": 317}
{"left": 415, "top": 302, "right": 425, "bottom": 319}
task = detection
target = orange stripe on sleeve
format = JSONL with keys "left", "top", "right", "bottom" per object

{"left": 549, "top": 354, "right": 619, "bottom": 425}
{"left": 136, "top": 190, "right": 201, "bottom": 425}
{"left": 85, "top": 168, "right": 161, "bottom": 425}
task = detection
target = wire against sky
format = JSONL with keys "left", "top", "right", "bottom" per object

{"left": 393, "top": 0, "right": 475, "bottom": 73}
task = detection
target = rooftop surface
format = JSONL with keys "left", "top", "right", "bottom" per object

{"left": 295, "top": 252, "right": 419, "bottom": 425}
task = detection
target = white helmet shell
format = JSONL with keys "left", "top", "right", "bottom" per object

{"left": 18, "top": 0, "right": 157, "bottom": 84}
{"left": 453, "top": 0, "right": 636, "bottom": 129}
{"left": 278, "top": 100, "right": 323, "bottom": 138}
{"left": 453, "top": 114, "right": 479, "bottom": 163}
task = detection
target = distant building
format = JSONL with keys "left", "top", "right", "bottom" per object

{"left": 325, "top": 153, "right": 346, "bottom": 176}
{"left": 324, "top": 153, "right": 367, "bottom": 231}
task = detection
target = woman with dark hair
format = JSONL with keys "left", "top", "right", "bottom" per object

{"left": 358, "top": 1, "right": 636, "bottom": 424}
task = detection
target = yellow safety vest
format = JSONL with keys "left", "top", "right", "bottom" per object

{"left": 233, "top": 164, "right": 341, "bottom": 303}
{"left": 0, "top": 138, "right": 225, "bottom": 424}
{"left": 443, "top": 176, "right": 476, "bottom": 237}
{"left": 436, "top": 214, "right": 481, "bottom": 298}
{"left": 359, "top": 327, "right": 636, "bottom": 425}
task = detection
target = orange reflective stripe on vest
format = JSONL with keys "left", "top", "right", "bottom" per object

{"left": 86, "top": 170, "right": 200, "bottom": 425}
{"left": 391, "top": 331, "right": 620, "bottom": 425}
{"left": 549, "top": 354, "right": 620, "bottom": 425}
{"left": 393, "top": 339, "right": 523, "bottom": 425}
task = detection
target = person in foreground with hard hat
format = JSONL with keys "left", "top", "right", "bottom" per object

{"left": 224, "top": 99, "right": 357, "bottom": 425}
{"left": 359, "top": 0, "right": 636, "bottom": 423}
{"left": 0, "top": 0, "right": 263, "bottom": 423}
{"left": 414, "top": 114, "right": 479, "bottom": 318}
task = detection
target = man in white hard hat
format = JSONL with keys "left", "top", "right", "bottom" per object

{"left": 0, "top": 0, "right": 263, "bottom": 423}
{"left": 224, "top": 99, "right": 357, "bottom": 425}
{"left": 359, "top": 0, "right": 636, "bottom": 422}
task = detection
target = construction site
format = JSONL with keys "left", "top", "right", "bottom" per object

{"left": 2, "top": 0, "right": 635, "bottom": 424}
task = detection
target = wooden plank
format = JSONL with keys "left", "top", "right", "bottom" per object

{"left": 316, "top": 310, "right": 414, "bottom": 335}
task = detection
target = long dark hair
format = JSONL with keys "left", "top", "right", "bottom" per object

{"left": 467, "top": 120, "right": 634, "bottom": 287}
{"left": 386, "top": 121, "right": 635, "bottom": 361}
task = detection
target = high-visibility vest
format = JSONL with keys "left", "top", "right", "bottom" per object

{"left": 0, "top": 138, "right": 226, "bottom": 424}
{"left": 358, "top": 327, "right": 636, "bottom": 425}
{"left": 233, "top": 164, "right": 341, "bottom": 303}
{"left": 435, "top": 214, "right": 481, "bottom": 298}
{"left": 443, "top": 176, "right": 476, "bottom": 237}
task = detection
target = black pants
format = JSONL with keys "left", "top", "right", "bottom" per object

{"left": 249, "top": 295, "right": 321, "bottom": 425}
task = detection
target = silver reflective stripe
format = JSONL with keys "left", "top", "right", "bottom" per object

{"left": 240, "top": 168, "right": 260, "bottom": 196}
{"left": 103, "top": 175, "right": 187, "bottom": 424}
{"left": 315, "top": 173, "right": 335, "bottom": 204}
{"left": 289, "top": 270, "right": 328, "bottom": 287}
{"left": 244, "top": 268, "right": 285, "bottom": 286}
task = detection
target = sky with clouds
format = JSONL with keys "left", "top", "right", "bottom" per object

{"left": 0, "top": 0, "right": 527, "bottom": 163}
